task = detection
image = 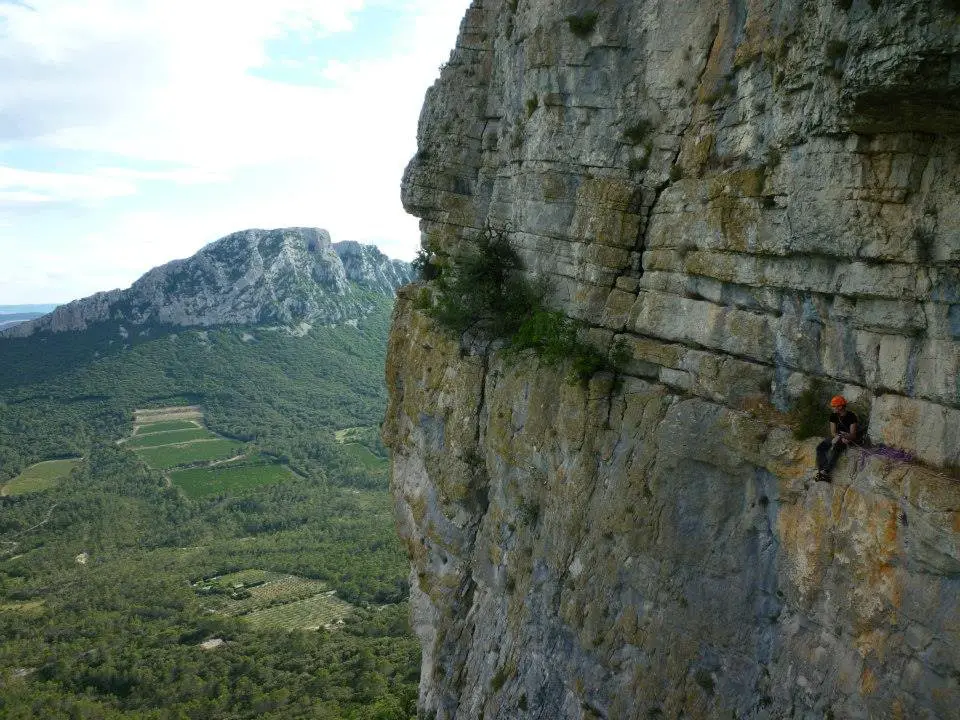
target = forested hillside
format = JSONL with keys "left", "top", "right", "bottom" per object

{"left": 0, "top": 302, "right": 393, "bottom": 485}
{"left": 0, "top": 299, "right": 419, "bottom": 719}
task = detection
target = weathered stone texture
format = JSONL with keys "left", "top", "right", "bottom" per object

{"left": 389, "top": 0, "right": 960, "bottom": 717}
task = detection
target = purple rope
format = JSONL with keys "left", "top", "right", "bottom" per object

{"left": 871, "top": 446, "right": 915, "bottom": 462}
{"left": 855, "top": 444, "right": 914, "bottom": 472}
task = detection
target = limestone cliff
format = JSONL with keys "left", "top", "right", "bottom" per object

{"left": 2, "top": 228, "right": 411, "bottom": 338}
{"left": 384, "top": 1, "right": 960, "bottom": 718}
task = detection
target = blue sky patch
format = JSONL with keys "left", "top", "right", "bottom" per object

{"left": 252, "top": 5, "right": 406, "bottom": 87}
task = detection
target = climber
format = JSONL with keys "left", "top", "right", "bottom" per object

{"left": 815, "top": 395, "right": 859, "bottom": 482}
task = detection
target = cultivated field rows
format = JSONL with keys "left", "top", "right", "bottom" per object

{"left": 195, "top": 570, "right": 354, "bottom": 630}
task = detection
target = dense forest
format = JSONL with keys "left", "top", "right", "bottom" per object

{"left": 0, "top": 300, "right": 420, "bottom": 719}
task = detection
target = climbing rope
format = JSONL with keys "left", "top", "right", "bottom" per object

{"left": 851, "top": 442, "right": 914, "bottom": 473}
{"left": 849, "top": 441, "right": 957, "bottom": 482}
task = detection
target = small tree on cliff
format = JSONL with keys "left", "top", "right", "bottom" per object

{"left": 420, "top": 224, "right": 620, "bottom": 383}
{"left": 431, "top": 224, "right": 541, "bottom": 337}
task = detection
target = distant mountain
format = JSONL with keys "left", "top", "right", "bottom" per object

{"left": 0, "top": 305, "right": 57, "bottom": 332}
{"left": 0, "top": 304, "right": 59, "bottom": 314}
{"left": 1, "top": 228, "right": 412, "bottom": 339}
{"left": 0, "top": 314, "right": 44, "bottom": 331}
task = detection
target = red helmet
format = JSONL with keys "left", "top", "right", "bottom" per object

{"left": 830, "top": 395, "right": 847, "bottom": 408}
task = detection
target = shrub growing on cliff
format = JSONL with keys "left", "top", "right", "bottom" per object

{"left": 790, "top": 381, "right": 828, "bottom": 440}
{"left": 411, "top": 248, "right": 440, "bottom": 281}
{"left": 511, "top": 310, "right": 576, "bottom": 364}
{"left": 623, "top": 120, "right": 652, "bottom": 146}
{"left": 510, "top": 310, "right": 606, "bottom": 382}
{"left": 565, "top": 12, "right": 598, "bottom": 38}
{"left": 526, "top": 95, "right": 539, "bottom": 117}
{"left": 430, "top": 224, "right": 540, "bottom": 337}
{"left": 423, "top": 225, "right": 620, "bottom": 383}
{"left": 628, "top": 156, "right": 650, "bottom": 174}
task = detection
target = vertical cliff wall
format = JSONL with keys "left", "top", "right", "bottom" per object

{"left": 385, "top": 1, "right": 960, "bottom": 717}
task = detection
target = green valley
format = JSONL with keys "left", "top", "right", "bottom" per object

{"left": 0, "top": 298, "right": 417, "bottom": 719}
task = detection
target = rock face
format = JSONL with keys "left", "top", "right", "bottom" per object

{"left": 2, "top": 228, "right": 411, "bottom": 337}
{"left": 384, "top": 1, "right": 960, "bottom": 718}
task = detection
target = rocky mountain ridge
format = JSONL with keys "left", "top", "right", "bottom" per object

{"left": 385, "top": 1, "right": 959, "bottom": 718}
{"left": 2, "top": 228, "right": 411, "bottom": 338}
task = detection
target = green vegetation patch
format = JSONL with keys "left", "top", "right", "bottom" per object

{"left": 170, "top": 461, "right": 294, "bottom": 498}
{"left": 790, "top": 380, "right": 829, "bottom": 440}
{"left": 212, "top": 568, "right": 276, "bottom": 588}
{"left": 623, "top": 120, "right": 652, "bottom": 145}
{"left": 3, "top": 458, "right": 81, "bottom": 496}
{"left": 243, "top": 592, "right": 354, "bottom": 631}
{"left": 134, "top": 419, "right": 199, "bottom": 434}
{"left": 419, "top": 224, "right": 623, "bottom": 383}
{"left": 125, "top": 427, "right": 217, "bottom": 449}
{"left": 565, "top": 11, "right": 599, "bottom": 37}
{"left": 0, "top": 599, "right": 45, "bottom": 615}
{"left": 136, "top": 439, "right": 244, "bottom": 470}
{"left": 334, "top": 426, "right": 368, "bottom": 443}
{"left": 200, "top": 573, "right": 332, "bottom": 616}
{"left": 341, "top": 443, "right": 388, "bottom": 471}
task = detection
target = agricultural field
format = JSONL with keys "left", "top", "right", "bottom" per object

{"left": 135, "top": 439, "right": 245, "bottom": 470}
{"left": 333, "top": 424, "right": 389, "bottom": 486}
{"left": 1, "top": 458, "right": 81, "bottom": 496}
{"left": 125, "top": 428, "right": 216, "bottom": 449}
{"left": 127, "top": 406, "right": 295, "bottom": 498}
{"left": 133, "top": 419, "right": 199, "bottom": 434}
{"left": 340, "top": 442, "right": 388, "bottom": 471}
{"left": 244, "top": 592, "right": 353, "bottom": 630}
{"left": 128, "top": 405, "right": 244, "bottom": 471}
{"left": 195, "top": 570, "right": 354, "bottom": 630}
{"left": 200, "top": 573, "right": 328, "bottom": 614}
{"left": 334, "top": 426, "right": 368, "bottom": 443}
{"left": 133, "top": 405, "right": 203, "bottom": 424}
{"left": 169, "top": 461, "right": 294, "bottom": 498}
{"left": 213, "top": 569, "right": 274, "bottom": 587}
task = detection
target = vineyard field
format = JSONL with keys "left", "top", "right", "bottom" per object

{"left": 135, "top": 439, "right": 244, "bottom": 470}
{"left": 125, "top": 428, "right": 216, "bottom": 449}
{"left": 243, "top": 592, "right": 354, "bottom": 630}
{"left": 134, "top": 419, "right": 200, "bottom": 434}
{"left": 169, "top": 461, "right": 293, "bottom": 498}
{"left": 3, "top": 458, "right": 81, "bottom": 496}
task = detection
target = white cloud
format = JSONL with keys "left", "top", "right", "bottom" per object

{"left": 0, "top": 190, "right": 56, "bottom": 204}
{"left": 98, "top": 167, "right": 226, "bottom": 185}
{"left": 0, "top": 165, "right": 137, "bottom": 203}
{"left": 0, "top": 0, "right": 471, "bottom": 303}
{"left": 0, "top": 164, "right": 224, "bottom": 206}
{"left": 0, "top": 0, "right": 464, "bottom": 169}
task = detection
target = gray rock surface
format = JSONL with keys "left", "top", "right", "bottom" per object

{"left": 386, "top": 0, "right": 960, "bottom": 718}
{"left": 2, "top": 228, "right": 412, "bottom": 338}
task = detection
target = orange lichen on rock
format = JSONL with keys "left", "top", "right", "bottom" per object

{"left": 778, "top": 492, "right": 833, "bottom": 604}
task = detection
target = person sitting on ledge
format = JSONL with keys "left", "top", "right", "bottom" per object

{"left": 815, "top": 395, "right": 859, "bottom": 482}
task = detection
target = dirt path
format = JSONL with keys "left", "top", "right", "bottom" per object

{"left": 208, "top": 454, "right": 247, "bottom": 467}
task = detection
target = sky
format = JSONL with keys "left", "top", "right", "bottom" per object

{"left": 0, "top": 0, "right": 471, "bottom": 304}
